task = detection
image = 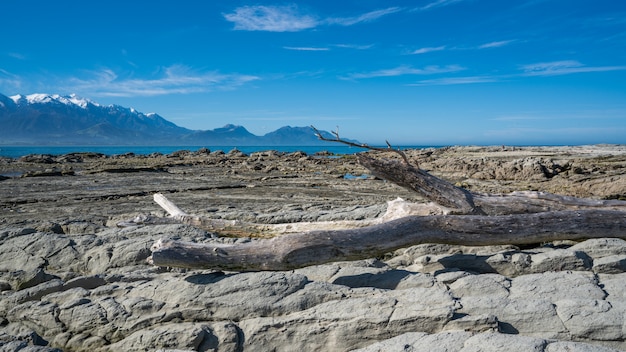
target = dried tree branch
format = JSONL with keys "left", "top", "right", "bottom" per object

{"left": 357, "top": 155, "right": 481, "bottom": 214}
{"left": 149, "top": 209, "right": 626, "bottom": 270}
{"left": 311, "top": 125, "right": 413, "bottom": 166}
{"left": 144, "top": 194, "right": 445, "bottom": 237}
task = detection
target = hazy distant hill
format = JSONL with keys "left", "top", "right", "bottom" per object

{"left": 0, "top": 93, "right": 344, "bottom": 146}
{"left": 261, "top": 126, "right": 336, "bottom": 145}
{"left": 182, "top": 124, "right": 259, "bottom": 145}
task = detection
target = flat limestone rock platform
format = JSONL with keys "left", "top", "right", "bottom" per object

{"left": 1, "top": 146, "right": 625, "bottom": 351}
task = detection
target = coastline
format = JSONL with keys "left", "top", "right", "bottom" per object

{"left": 0, "top": 145, "right": 371, "bottom": 158}
{"left": 3, "top": 143, "right": 624, "bottom": 159}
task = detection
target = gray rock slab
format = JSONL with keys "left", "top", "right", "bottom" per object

{"left": 529, "top": 249, "right": 592, "bottom": 273}
{"left": 443, "top": 314, "right": 499, "bottom": 333}
{"left": 0, "top": 232, "right": 78, "bottom": 273}
{"left": 485, "top": 251, "right": 531, "bottom": 277}
{"left": 354, "top": 331, "right": 625, "bottom": 352}
{"left": 123, "top": 271, "right": 313, "bottom": 321}
{"left": 0, "top": 322, "right": 55, "bottom": 350}
{"left": 434, "top": 269, "right": 472, "bottom": 284}
{"left": 351, "top": 331, "right": 472, "bottom": 352}
{"left": 6, "top": 300, "right": 65, "bottom": 337}
{"left": 4, "top": 268, "right": 58, "bottom": 291}
{"left": 0, "top": 340, "right": 62, "bottom": 352}
{"left": 509, "top": 271, "right": 605, "bottom": 301}
{"left": 598, "top": 273, "right": 626, "bottom": 300}
{"left": 327, "top": 264, "right": 435, "bottom": 290}
{"left": 555, "top": 299, "right": 624, "bottom": 341}
{"left": 570, "top": 238, "right": 626, "bottom": 258}
{"left": 239, "top": 295, "right": 399, "bottom": 351}
{"left": 456, "top": 296, "right": 567, "bottom": 338}
{"left": 0, "top": 279, "right": 64, "bottom": 316}
{"left": 62, "top": 275, "right": 107, "bottom": 290}
{"left": 238, "top": 284, "right": 455, "bottom": 351}
{"left": 460, "top": 332, "right": 547, "bottom": 351}
{"left": 104, "top": 322, "right": 234, "bottom": 352}
{"left": 448, "top": 273, "right": 511, "bottom": 299}
{"left": 294, "top": 263, "right": 341, "bottom": 282}
{"left": 592, "top": 254, "right": 626, "bottom": 274}
{"left": 386, "top": 285, "right": 456, "bottom": 331}
{"left": 0, "top": 227, "right": 37, "bottom": 241}
{"left": 545, "top": 341, "right": 624, "bottom": 352}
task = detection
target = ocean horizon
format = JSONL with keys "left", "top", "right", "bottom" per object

{"left": 0, "top": 145, "right": 440, "bottom": 158}
{"left": 3, "top": 144, "right": 620, "bottom": 159}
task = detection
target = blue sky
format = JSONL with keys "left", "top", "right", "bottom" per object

{"left": 1, "top": 0, "right": 625, "bottom": 145}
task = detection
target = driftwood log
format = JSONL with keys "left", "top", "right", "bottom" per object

{"left": 147, "top": 147, "right": 626, "bottom": 270}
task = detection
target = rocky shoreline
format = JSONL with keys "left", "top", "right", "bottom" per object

{"left": 1, "top": 145, "right": 626, "bottom": 351}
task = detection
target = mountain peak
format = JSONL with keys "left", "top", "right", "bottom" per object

{"left": 68, "top": 93, "right": 98, "bottom": 108}
{"left": 9, "top": 94, "right": 25, "bottom": 105}
{"left": 214, "top": 124, "right": 249, "bottom": 133}
{"left": 9, "top": 93, "right": 98, "bottom": 109}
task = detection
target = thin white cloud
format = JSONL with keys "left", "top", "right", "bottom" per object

{"left": 62, "top": 65, "right": 259, "bottom": 97}
{"left": 410, "top": 46, "right": 446, "bottom": 54}
{"left": 493, "top": 108, "right": 626, "bottom": 122}
{"left": 406, "top": 59, "right": 626, "bottom": 85}
{"left": 284, "top": 44, "right": 373, "bottom": 52}
{"left": 408, "top": 76, "right": 499, "bottom": 86}
{"left": 223, "top": 5, "right": 318, "bottom": 32}
{"left": 491, "top": 115, "right": 545, "bottom": 121}
{"left": 334, "top": 44, "right": 375, "bottom": 50}
{"left": 325, "top": 7, "right": 402, "bottom": 26}
{"left": 416, "top": 0, "right": 464, "bottom": 11}
{"left": 283, "top": 46, "right": 330, "bottom": 51}
{"left": 478, "top": 40, "right": 515, "bottom": 49}
{"left": 7, "top": 52, "right": 27, "bottom": 60}
{"left": 521, "top": 60, "right": 626, "bottom": 76}
{"left": 343, "top": 64, "right": 465, "bottom": 80}
{"left": 0, "top": 69, "right": 23, "bottom": 92}
{"left": 224, "top": 5, "right": 401, "bottom": 32}
{"left": 407, "top": 40, "right": 514, "bottom": 54}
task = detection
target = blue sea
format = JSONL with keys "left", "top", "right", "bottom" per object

{"left": 0, "top": 145, "right": 434, "bottom": 158}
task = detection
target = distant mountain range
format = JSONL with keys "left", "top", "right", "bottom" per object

{"left": 0, "top": 93, "right": 348, "bottom": 146}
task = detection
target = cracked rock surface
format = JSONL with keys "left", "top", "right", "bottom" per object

{"left": 1, "top": 146, "right": 626, "bottom": 351}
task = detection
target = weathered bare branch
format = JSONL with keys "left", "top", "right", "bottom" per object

{"left": 357, "top": 155, "right": 626, "bottom": 215}
{"left": 311, "top": 125, "right": 413, "bottom": 166}
{"left": 357, "top": 155, "right": 480, "bottom": 214}
{"left": 148, "top": 187, "right": 626, "bottom": 270}
{"left": 149, "top": 209, "right": 626, "bottom": 271}
{"left": 147, "top": 194, "right": 447, "bottom": 237}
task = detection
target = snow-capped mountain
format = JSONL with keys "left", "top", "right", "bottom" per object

{"left": 0, "top": 93, "right": 342, "bottom": 146}
{"left": 10, "top": 93, "right": 99, "bottom": 109}
{"left": 0, "top": 93, "right": 190, "bottom": 145}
